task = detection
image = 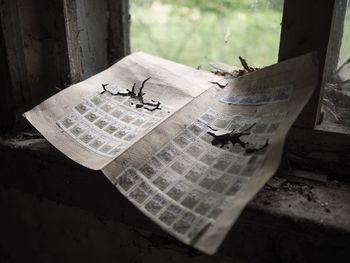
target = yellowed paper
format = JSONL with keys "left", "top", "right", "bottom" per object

{"left": 24, "top": 52, "right": 318, "bottom": 254}
{"left": 24, "top": 52, "right": 219, "bottom": 170}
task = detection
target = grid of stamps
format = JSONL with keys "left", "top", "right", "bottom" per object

{"left": 222, "top": 84, "right": 294, "bottom": 105}
{"left": 57, "top": 86, "right": 173, "bottom": 157}
{"left": 114, "top": 108, "right": 287, "bottom": 242}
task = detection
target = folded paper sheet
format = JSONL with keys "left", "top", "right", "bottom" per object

{"left": 24, "top": 52, "right": 318, "bottom": 254}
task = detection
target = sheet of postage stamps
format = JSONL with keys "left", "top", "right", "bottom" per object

{"left": 113, "top": 108, "right": 287, "bottom": 243}
{"left": 222, "top": 84, "right": 294, "bottom": 105}
{"left": 25, "top": 51, "right": 317, "bottom": 253}
{"left": 57, "top": 84, "right": 173, "bottom": 157}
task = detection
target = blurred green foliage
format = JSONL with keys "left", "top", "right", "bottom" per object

{"left": 130, "top": 0, "right": 283, "bottom": 69}
{"left": 156, "top": 0, "right": 283, "bottom": 14}
{"left": 130, "top": 0, "right": 349, "bottom": 70}
{"left": 338, "top": 3, "right": 350, "bottom": 67}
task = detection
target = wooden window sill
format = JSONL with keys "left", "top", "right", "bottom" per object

{"left": 1, "top": 134, "right": 350, "bottom": 260}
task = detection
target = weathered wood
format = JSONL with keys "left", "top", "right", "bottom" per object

{"left": 323, "top": 0, "right": 348, "bottom": 79}
{"left": 63, "top": 0, "right": 83, "bottom": 84}
{"left": 107, "top": 0, "right": 130, "bottom": 64}
{"left": 63, "top": 0, "right": 130, "bottom": 82}
{"left": 287, "top": 124, "right": 350, "bottom": 178}
{"left": 278, "top": 0, "right": 347, "bottom": 128}
{"left": 75, "top": 0, "right": 109, "bottom": 80}
{"left": 0, "top": 0, "right": 71, "bottom": 108}
{"left": 0, "top": 0, "right": 130, "bottom": 129}
{"left": 1, "top": 137, "right": 350, "bottom": 262}
{"left": 0, "top": 12, "right": 14, "bottom": 131}
{"left": 0, "top": 0, "right": 30, "bottom": 107}
{"left": 17, "top": 0, "right": 71, "bottom": 105}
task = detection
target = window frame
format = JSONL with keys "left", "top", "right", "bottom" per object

{"left": 279, "top": 0, "right": 350, "bottom": 155}
{"left": 279, "top": 0, "right": 347, "bottom": 127}
{"left": 0, "top": 0, "right": 130, "bottom": 114}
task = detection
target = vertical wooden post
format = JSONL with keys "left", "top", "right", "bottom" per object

{"left": 107, "top": 0, "right": 130, "bottom": 64}
{"left": 0, "top": 13, "right": 15, "bottom": 131}
{"left": 322, "top": 0, "right": 348, "bottom": 81}
{"left": 278, "top": 0, "right": 347, "bottom": 128}
{"left": 63, "top": 0, "right": 130, "bottom": 82}
{"left": 0, "top": 0, "right": 130, "bottom": 131}
{"left": 0, "top": 0, "right": 71, "bottom": 108}
{"left": 0, "top": 0, "right": 30, "bottom": 108}
{"left": 63, "top": 0, "right": 83, "bottom": 84}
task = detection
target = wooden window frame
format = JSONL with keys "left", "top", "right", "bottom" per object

{"left": 0, "top": 0, "right": 130, "bottom": 121}
{"left": 279, "top": 0, "right": 350, "bottom": 155}
{"left": 0, "top": 0, "right": 349, "bottom": 160}
{"left": 279, "top": 0, "right": 348, "bottom": 127}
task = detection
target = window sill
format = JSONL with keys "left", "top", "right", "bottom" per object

{"left": 1, "top": 134, "right": 350, "bottom": 260}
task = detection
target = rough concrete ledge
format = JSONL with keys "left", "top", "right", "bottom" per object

{"left": 1, "top": 136, "right": 350, "bottom": 262}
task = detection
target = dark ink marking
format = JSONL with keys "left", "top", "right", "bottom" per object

{"left": 205, "top": 124, "right": 218, "bottom": 132}
{"left": 144, "top": 101, "right": 161, "bottom": 111}
{"left": 100, "top": 83, "right": 110, "bottom": 94}
{"left": 207, "top": 123, "right": 256, "bottom": 148}
{"left": 207, "top": 122, "right": 269, "bottom": 155}
{"left": 100, "top": 77, "right": 162, "bottom": 111}
{"left": 210, "top": 81, "right": 228, "bottom": 88}
{"left": 207, "top": 122, "right": 269, "bottom": 154}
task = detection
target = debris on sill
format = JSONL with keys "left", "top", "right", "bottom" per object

{"left": 273, "top": 180, "right": 316, "bottom": 202}
{"left": 210, "top": 56, "right": 261, "bottom": 79}
{"left": 0, "top": 135, "right": 47, "bottom": 151}
{"left": 259, "top": 172, "right": 346, "bottom": 216}
{"left": 238, "top": 56, "right": 259, "bottom": 73}
{"left": 256, "top": 147, "right": 349, "bottom": 215}
{"left": 0, "top": 130, "right": 43, "bottom": 143}
{"left": 262, "top": 176, "right": 317, "bottom": 204}
{"left": 266, "top": 176, "right": 287, "bottom": 189}
{"left": 20, "top": 131, "right": 44, "bottom": 140}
